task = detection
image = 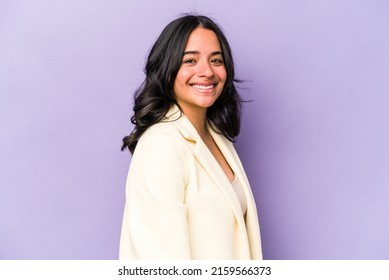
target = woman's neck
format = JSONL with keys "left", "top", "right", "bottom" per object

{"left": 180, "top": 105, "right": 210, "bottom": 140}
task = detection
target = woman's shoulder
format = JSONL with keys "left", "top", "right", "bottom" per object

{"left": 133, "top": 105, "right": 197, "bottom": 155}
{"left": 135, "top": 120, "right": 189, "bottom": 151}
{"left": 142, "top": 119, "right": 182, "bottom": 139}
{"left": 131, "top": 120, "right": 193, "bottom": 166}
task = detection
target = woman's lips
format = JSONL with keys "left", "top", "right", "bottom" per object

{"left": 191, "top": 84, "right": 215, "bottom": 91}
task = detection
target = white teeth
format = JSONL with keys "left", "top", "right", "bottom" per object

{"left": 192, "top": 84, "right": 214, "bottom": 90}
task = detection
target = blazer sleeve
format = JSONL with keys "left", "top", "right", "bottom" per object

{"left": 119, "top": 130, "right": 192, "bottom": 259}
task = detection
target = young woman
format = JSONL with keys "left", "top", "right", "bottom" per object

{"left": 120, "top": 14, "right": 262, "bottom": 259}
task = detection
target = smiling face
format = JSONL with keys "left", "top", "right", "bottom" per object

{"left": 173, "top": 27, "right": 227, "bottom": 117}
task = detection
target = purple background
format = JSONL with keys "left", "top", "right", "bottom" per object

{"left": 1, "top": 0, "right": 388, "bottom": 259}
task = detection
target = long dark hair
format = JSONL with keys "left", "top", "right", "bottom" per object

{"left": 122, "top": 14, "right": 242, "bottom": 153}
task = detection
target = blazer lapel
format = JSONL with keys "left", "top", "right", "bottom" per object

{"left": 193, "top": 139, "right": 245, "bottom": 219}
{"left": 209, "top": 128, "right": 254, "bottom": 213}
{"left": 207, "top": 129, "right": 251, "bottom": 222}
{"left": 210, "top": 129, "right": 262, "bottom": 259}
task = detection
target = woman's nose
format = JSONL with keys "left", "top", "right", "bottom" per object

{"left": 197, "top": 61, "right": 214, "bottom": 78}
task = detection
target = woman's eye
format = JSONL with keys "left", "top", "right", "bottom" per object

{"left": 212, "top": 58, "right": 224, "bottom": 65}
{"left": 183, "top": 58, "right": 196, "bottom": 64}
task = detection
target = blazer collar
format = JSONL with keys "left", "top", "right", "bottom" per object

{"left": 163, "top": 104, "right": 245, "bottom": 212}
{"left": 164, "top": 105, "right": 246, "bottom": 189}
{"left": 163, "top": 104, "right": 198, "bottom": 141}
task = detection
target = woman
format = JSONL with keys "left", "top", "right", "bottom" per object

{"left": 120, "top": 14, "right": 262, "bottom": 259}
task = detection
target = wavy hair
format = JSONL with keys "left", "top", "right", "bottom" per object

{"left": 122, "top": 14, "right": 242, "bottom": 153}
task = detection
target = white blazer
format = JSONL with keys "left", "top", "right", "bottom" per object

{"left": 119, "top": 105, "right": 262, "bottom": 259}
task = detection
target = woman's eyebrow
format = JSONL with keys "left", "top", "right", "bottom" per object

{"left": 183, "top": 51, "right": 223, "bottom": 55}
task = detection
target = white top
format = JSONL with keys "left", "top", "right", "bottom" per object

{"left": 231, "top": 175, "right": 247, "bottom": 215}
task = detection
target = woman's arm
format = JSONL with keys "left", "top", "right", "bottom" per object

{"left": 119, "top": 130, "right": 192, "bottom": 259}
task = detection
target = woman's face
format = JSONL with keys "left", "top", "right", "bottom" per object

{"left": 174, "top": 27, "right": 227, "bottom": 116}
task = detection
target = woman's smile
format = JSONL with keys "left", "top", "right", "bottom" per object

{"left": 190, "top": 83, "right": 217, "bottom": 93}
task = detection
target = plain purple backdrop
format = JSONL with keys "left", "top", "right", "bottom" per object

{"left": 1, "top": 0, "right": 388, "bottom": 259}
